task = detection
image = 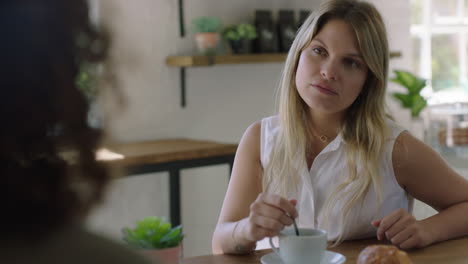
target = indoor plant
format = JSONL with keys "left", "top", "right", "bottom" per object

{"left": 122, "top": 216, "right": 183, "bottom": 264}
{"left": 222, "top": 23, "right": 257, "bottom": 54}
{"left": 76, "top": 64, "right": 97, "bottom": 103}
{"left": 192, "top": 16, "right": 222, "bottom": 55}
{"left": 391, "top": 69, "right": 428, "bottom": 118}
{"left": 391, "top": 69, "right": 428, "bottom": 140}
{"left": 76, "top": 64, "right": 101, "bottom": 128}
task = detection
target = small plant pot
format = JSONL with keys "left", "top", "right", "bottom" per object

{"left": 194, "top": 32, "right": 220, "bottom": 55}
{"left": 142, "top": 245, "right": 182, "bottom": 264}
{"left": 228, "top": 39, "right": 252, "bottom": 54}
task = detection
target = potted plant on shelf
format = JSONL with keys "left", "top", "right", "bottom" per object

{"left": 222, "top": 23, "right": 257, "bottom": 54}
{"left": 391, "top": 69, "right": 428, "bottom": 118}
{"left": 122, "top": 216, "right": 184, "bottom": 264}
{"left": 192, "top": 16, "right": 222, "bottom": 55}
{"left": 391, "top": 69, "right": 428, "bottom": 139}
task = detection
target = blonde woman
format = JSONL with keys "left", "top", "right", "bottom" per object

{"left": 212, "top": 0, "right": 468, "bottom": 255}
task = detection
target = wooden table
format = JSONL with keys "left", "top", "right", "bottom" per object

{"left": 99, "top": 138, "right": 237, "bottom": 227}
{"left": 181, "top": 237, "right": 468, "bottom": 264}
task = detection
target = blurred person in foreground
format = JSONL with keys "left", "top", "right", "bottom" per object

{"left": 0, "top": 0, "right": 152, "bottom": 263}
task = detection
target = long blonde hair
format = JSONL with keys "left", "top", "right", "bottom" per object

{"left": 263, "top": 0, "right": 390, "bottom": 244}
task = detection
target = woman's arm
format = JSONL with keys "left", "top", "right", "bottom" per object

{"left": 211, "top": 121, "right": 297, "bottom": 254}
{"left": 375, "top": 131, "right": 468, "bottom": 249}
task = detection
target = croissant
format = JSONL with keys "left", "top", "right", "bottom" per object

{"left": 357, "top": 245, "right": 412, "bottom": 264}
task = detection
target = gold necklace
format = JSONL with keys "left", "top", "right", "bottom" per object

{"left": 309, "top": 125, "right": 332, "bottom": 143}
{"left": 318, "top": 135, "right": 329, "bottom": 143}
{"left": 310, "top": 132, "right": 329, "bottom": 143}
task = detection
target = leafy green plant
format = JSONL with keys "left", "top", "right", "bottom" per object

{"left": 222, "top": 23, "right": 257, "bottom": 41}
{"left": 122, "top": 216, "right": 183, "bottom": 249}
{"left": 76, "top": 64, "right": 97, "bottom": 103}
{"left": 390, "top": 70, "right": 428, "bottom": 118}
{"left": 192, "top": 16, "right": 222, "bottom": 33}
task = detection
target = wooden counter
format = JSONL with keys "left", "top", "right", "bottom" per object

{"left": 99, "top": 138, "right": 238, "bottom": 227}
{"left": 182, "top": 237, "right": 468, "bottom": 264}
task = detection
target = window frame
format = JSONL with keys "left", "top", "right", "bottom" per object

{"left": 411, "top": 0, "right": 468, "bottom": 103}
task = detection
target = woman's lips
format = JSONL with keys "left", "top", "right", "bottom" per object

{"left": 312, "top": 84, "right": 338, "bottom": 95}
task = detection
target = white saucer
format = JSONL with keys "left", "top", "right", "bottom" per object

{"left": 260, "top": 251, "right": 346, "bottom": 264}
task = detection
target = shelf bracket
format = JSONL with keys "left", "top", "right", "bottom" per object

{"left": 178, "top": 57, "right": 214, "bottom": 108}
{"left": 178, "top": 0, "right": 186, "bottom": 107}
{"left": 178, "top": 0, "right": 185, "bottom": 37}
{"left": 180, "top": 67, "right": 186, "bottom": 107}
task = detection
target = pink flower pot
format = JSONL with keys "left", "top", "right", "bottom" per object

{"left": 194, "top": 32, "right": 220, "bottom": 55}
{"left": 142, "top": 245, "right": 182, "bottom": 264}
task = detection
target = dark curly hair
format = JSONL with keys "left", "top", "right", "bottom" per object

{"left": 0, "top": 0, "right": 110, "bottom": 238}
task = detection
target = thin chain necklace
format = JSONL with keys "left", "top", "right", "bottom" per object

{"left": 306, "top": 125, "right": 337, "bottom": 159}
{"left": 317, "top": 134, "right": 329, "bottom": 143}
{"left": 310, "top": 129, "right": 330, "bottom": 143}
{"left": 306, "top": 135, "right": 329, "bottom": 159}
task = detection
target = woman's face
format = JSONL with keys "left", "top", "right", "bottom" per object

{"left": 295, "top": 19, "right": 368, "bottom": 116}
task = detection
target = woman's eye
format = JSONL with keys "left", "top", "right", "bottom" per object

{"left": 312, "top": 47, "right": 325, "bottom": 55}
{"left": 344, "top": 58, "right": 361, "bottom": 69}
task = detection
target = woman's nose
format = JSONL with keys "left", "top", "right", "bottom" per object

{"left": 320, "top": 61, "right": 338, "bottom": 81}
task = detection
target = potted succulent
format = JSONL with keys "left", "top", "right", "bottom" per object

{"left": 390, "top": 69, "right": 428, "bottom": 118}
{"left": 122, "top": 216, "right": 184, "bottom": 264}
{"left": 192, "top": 16, "right": 222, "bottom": 55}
{"left": 222, "top": 23, "right": 257, "bottom": 54}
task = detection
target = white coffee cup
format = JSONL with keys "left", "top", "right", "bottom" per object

{"left": 269, "top": 228, "right": 327, "bottom": 264}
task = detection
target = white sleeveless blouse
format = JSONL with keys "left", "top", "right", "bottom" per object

{"left": 260, "top": 116, "right": 413, "bottom": 241}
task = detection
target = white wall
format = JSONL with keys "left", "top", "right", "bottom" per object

{"left": 87, "top": 0, "right": 415, "bottom": 258}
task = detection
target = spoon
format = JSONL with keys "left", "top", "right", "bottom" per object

{"left": 291, "top": 216, "right": 300, "bottom": 236}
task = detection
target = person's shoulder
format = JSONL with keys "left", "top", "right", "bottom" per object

{"left": 392, "top": 130, "right": 435, "bottom": 176}
{"left": 385, "top": 118, "right": 407, "bottom": 140}
{"left": 261, "top": 115, "right": 280, "bottom": 130}
{"left": 243, "top": 116, "right": 279, "bottom": 141}
{"left": 1, "top": 227, "right": 154, "bottom": 264}
{"left": 53, "top": 227, "right": 154, "bottom": 264}
{"left": 70, "top": 228, "right": 152, "bottom": 263}
{"left": 393, "top": 130, "right": 424, "bottom": 154}
{"left": 241, "top": 120, "right": 262, "bottom": 148}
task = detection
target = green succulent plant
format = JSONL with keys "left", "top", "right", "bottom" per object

{"left": 222, "top": 23, "right": 257, "bottom": 41}
{"left": 192, "top": 16, "right": 222, "bottom": 33}
{"left": 391, "top": 70, "right": 428, "bottom": 118}
{"left": 122, "top": 216, "right": 183, "bottom": 249}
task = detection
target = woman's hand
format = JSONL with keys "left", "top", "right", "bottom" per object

{"left": 372, "top": 208, "right": 434, "bottom": 249}
{"left": 239, "top": 193, "right": 298, "bottom": 242}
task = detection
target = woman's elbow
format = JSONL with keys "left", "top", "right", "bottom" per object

{"left": 211, "top": 227, "right": 224, "bottom": 254}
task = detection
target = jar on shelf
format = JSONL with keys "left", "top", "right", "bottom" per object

{"left": 253, "top": 10, "right": 278, "bottom": 53}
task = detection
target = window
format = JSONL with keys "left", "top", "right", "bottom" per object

{"left": 411, "top": 0, "right": 468, "bottom": 104}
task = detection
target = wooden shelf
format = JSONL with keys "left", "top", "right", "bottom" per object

{"left": 166, "top": 51, "right": 402, "bottom": 67}
{"left": 166, "top": 53, "right": 287, "bottom": 67}
{"left": 166, "top": 51, "right": 402, "bottom": 108}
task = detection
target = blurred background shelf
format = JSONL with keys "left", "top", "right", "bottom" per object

{"left": 166, "top": 53, "right": 287, "bottom": 67}
{"left": 166, "top": 51, "right": 402, "bottom": 67}
{"left": 167, "top": 51, "right": 402, "bottom": 107}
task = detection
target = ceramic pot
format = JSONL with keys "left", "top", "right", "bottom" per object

{"left": 142, "top": 245, "right": 182, "bottom": 264}
{"left": 228, "top": 39, "right": 252, "bottom": 54}
{"left": 194, "top": 32, "right": 220, "bottom": 55}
